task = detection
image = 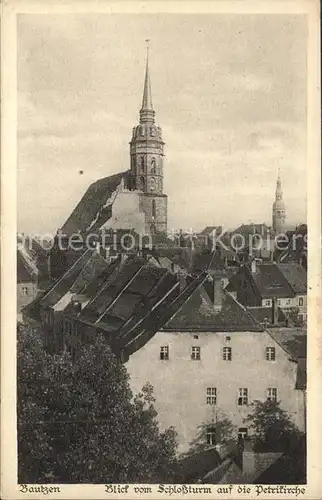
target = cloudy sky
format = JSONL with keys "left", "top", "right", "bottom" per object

{"left": 17, "top": 13, "right": 307, "bottom": 234}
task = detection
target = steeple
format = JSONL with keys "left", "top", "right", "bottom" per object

{"left": 141, "top": 43, "right": 153, "bottom": 111}
{"left": 275, "top": 168, "right": 283, "bottom": 201}
{"left": 139, "top": 41, "right": 155, "bottom": 123}
{"left": 129, "top": 42, "right": 167, "bottom": 235}
{"left": 272, "top": 168, "right": 286, "bottom": 234}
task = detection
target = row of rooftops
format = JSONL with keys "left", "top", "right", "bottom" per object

{"left": 22, "top": 248, "right": 306, "bottom": 367}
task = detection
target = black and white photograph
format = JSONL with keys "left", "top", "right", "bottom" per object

{"left": 1, "top": 1, "right": 321, "bottom": 498}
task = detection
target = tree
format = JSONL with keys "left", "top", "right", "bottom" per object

{"left": 244, "top": 399, "right": 304, "bottom": 452}
{"left": 183, "top": 412, "right": 236, "bottom": 457}
{"left": 17, "top": 325, "right": 177, "bottom": 483}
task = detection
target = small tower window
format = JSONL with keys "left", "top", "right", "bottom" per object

{"left": 150, "top": 177, "right": 156, "bottom": 192}
{"left": 150, "top": 127, "right": 156, "bottom": 137}
{"left": 140, "top": 157, "right": 145, "bottom": 172}
{"left": 140, "top": 126, "right": 145, "bottom": 136}
{"left": 151, "top": 158, "right": 156, "bottom": 174}
{"left": 140, "top": 177, "right": 145, "bottom": 191}
{"left": 152, "top": 199, "right": 156, "bottom": 218}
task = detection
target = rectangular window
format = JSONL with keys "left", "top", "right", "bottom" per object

{"left": 206, "top": 387, "right": 217, "bottom": 405}
{"left": 206, "top": 426, "right": 216, "bottom": 446}
{"left": 267, "top": 388, "right": 277, "bottom": 402}
{"left": 223, "top": 346, "right": 232, "bottom": 361}
{"left": 238, "top": 427, "right": 248, "bottom": 439}
{"left": 285, "top": 299, "right": 291, "bottom": 305}
{"left": 191, "top": 346, "right": 201, "bottom": 360}
{"left": 266, "top": 347, "right": 276, "bottom": 361}
{"left": 21, "top": 286, "right": 29, "bottom": 296}
{"left": 238, "top": 388, "right": 248, "bottom": 406}
{"left": 160, "top": 346, "right": 169, "bottom": 360}
{"left": 265, "top": 299, "right": 271, "bottom": 306}
{"left": 299, "top": 297, "right": 304, "bottom": 306}
{"left": 277, "top": 299, "right": 281, "bottom": 305}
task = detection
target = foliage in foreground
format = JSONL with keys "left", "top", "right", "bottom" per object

{"left": 244, "top": 399, "right": 304, "bottom": 452}
{"left": 17, "top": 326, "right": 177, "bottom": 483}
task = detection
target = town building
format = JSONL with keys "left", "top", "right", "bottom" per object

{"left": 23, "top": 249, "right": 306, "bottom": 455}
{"left": 226, "top": 261, "right": 307, "bottom": 324}
{"left": 61, "top": 48, "right": 167, "bottom": 237}
{"left": 17, "top": 245, "right": 39, "bottom": 322}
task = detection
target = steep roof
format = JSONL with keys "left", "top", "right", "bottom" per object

{"left": 163, "top": 282, "right": 263, "bottom": 332}
{"left": 231, "top": 223, "right": 270, "bottom": 237}
{"left": 276, "top": 263, "right": 307, "bottom": 294}
{"left": 251, "top": 264, "right": 295, "bottom": 299}
{"left": 61, "top": 171, "right": 129, "bottom": 235}
{"left": 268, "top": 327, "right": 307, "bottom": 359}
{"left": 22, "top": 250, "right": 109, "bottom": 320}
{"left": 17, "top": 249, "right": 37, "bottom": 283}
{"left": 200, "top": 226, "right": 222, "bottom": 235}
{"left": 247, "top": 306, "right": 286, "bottom": 326}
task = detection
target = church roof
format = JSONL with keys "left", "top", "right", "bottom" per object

{"left": 61, "top": 171, "right": 129, "bottom": 235}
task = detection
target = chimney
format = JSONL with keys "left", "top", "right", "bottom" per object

{"left": 272, "top": 297, "right": 279, "bottom": 325}
{"left": 242, "top": 438, "right": 256, "bottom": 475}
{"left": 213, "top": 272, "right": 223, "bottom": 310}
{"left": 250, "top": 258, "right": 257, "bottom": 274}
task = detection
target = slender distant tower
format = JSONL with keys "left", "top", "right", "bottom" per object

{"left": 129, "top": 42, "right": 167, "bottom": 234}
{"left": 272, "top": 169, "right": 286, "bottom": 234}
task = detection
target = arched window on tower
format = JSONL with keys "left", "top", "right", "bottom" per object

{"left": 151, "top": 158, "right": 156, "bottom": 174}
{"left": 140, "top": 177, "right": 145, "bottom": 191}
{"left": 150, "top": 224, "right": 156, "bottom": 234}
{"left": 152, "top": 199, "right": 156, "bottom": 219}
{"left": 150, "top": 177, "right": 156, "bottom": 192}
{"left": 140, "top": 157, "right": 145, "bottom": 172}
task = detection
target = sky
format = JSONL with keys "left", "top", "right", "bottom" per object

{"left": 17, "top": 13, "right": 307, "bottom": 235}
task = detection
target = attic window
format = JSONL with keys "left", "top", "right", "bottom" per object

{"left": 225, "top": 336, "right": 231, "bottom": 341}
{"left": 193, "top": 334, "right": 199, "bottom": 339}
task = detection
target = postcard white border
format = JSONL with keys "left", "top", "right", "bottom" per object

{"left": 1, "top": 1, "right": 321, "bottom": 499}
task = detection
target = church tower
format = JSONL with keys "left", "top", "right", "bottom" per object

{"left": 272, "top": 169, "right": 286, "bottom": 234}
{"left": 129, "top": 44, "right": 167, "bottom": 234}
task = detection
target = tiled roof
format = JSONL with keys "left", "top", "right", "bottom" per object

{"left": 268, "top": 327, "right": 307, "bottom": 359}
{"left": 295, "top": 358, "right": 306, "bottom": 390}
{"left": 61, "top": 171, "right": 129, "bottom": 235}
{"left": 251, "top": 264, "right": 295, "bottom": 298}
{"left": 17, "top": 249, "right": 37, "bottom": 283}
{"left": 247, "top": 306, "right": 286, "bottom": 325}
{"left": 163, "top": 280, "right": 263, "bottom": 332}
{"left": 231, "top": 223, "right": 270, "bottom": 236}
{"left": 276, "top": 263, "right": 307, "bottom": 294}
{"left": 200, "top": 226, "right": 222, "bottom": 235}
{"left": 22, "top": 250, "right": 108, "bottom": 319}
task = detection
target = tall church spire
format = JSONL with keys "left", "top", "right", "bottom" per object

{"left": 139, "top": 41, "right": 155, "bottom": 123}
{"left": 272, "top": 168, "right": 286, "bottom": 234}
{"left": 129, "top": 42, "right": 167, "bottom": 234}
{"left": 141, "top": 42, "right": 153, "bottom": 111}
{"left": 275, "top": 168, "right": 283, "bottom": 201}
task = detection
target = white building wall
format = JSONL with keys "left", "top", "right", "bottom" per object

{"left": 126, "top": 330, "right": 304, "bottom": 454}
{"left": 101, "top": 191, "right": 147, "bottom": 235}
